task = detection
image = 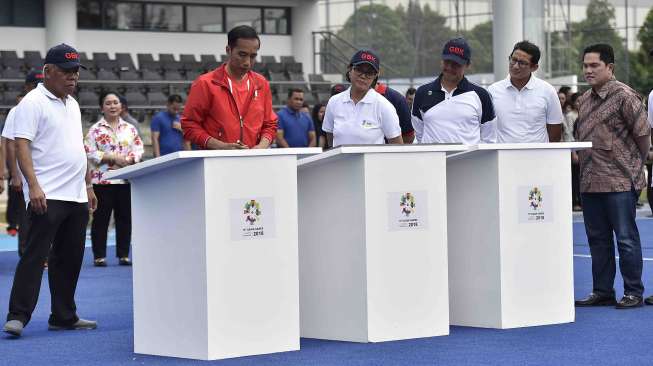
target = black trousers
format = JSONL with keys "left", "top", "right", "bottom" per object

{"left": 7, "top": 200, "right": 89, "bottom": 326}
{"left": 91, "top": 184, "right": 132, "bottom": 259}
{"left": 571, "top": 162, "right": 582, "bottom": 207}
{"left": 6, "top": 185, "right": 24, "bottom": 230}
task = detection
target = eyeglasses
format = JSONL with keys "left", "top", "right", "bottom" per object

{"left": 508, "top": 56, "right": 531, "bottom": 68}
{"left": 352, "top": 66, "right": 378, "bottom": 79}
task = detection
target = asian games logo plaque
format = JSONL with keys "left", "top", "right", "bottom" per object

{"left": 387, "top": 191, "right": 429, "bottom": 231}
{"left": 518, "top": 185, "right": 553, "bottom": 223}
{"left": 230, "top": 197, "right": 276, "bottom": 240}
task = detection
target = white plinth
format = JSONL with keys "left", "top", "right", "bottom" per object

{"left": 107, "top": 148, "right": 320, "bottom": 360}
{"left": 298, "top": 145, "right": 464, "bottom": 342}
{"left": 446, "top": 142, "right": 591, "bottom": 329}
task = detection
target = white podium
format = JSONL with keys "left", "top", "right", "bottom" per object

{"left": 106, "top": 148, "right": 320, "bottom": 360}
{"left": 297, "top": 145, "right": 464, "bottom": 342}
{"left": 446, "top": 142, "right": 591, "bottom": 329}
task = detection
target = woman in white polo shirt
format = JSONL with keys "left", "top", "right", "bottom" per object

{"left": 322, "top": 49, "right": 402, "bottom": 147}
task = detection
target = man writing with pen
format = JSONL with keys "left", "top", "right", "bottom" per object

{"left": 181, "top": 25, "right": 277, "bottom": 149}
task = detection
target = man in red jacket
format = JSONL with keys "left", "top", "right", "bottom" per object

{"left": 182, "top": 25, "right": 277, "bottom": 149}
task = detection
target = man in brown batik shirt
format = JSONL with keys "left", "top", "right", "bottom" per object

{"left": 574, "top": 44, "right": 651, "bottom": 309}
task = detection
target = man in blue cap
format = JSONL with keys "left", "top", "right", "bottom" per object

{"left": 411, "top": 37, "right": 496, "bottom": 145}
{"left": 3, "top": 43, "right": 98, "bottom": 337}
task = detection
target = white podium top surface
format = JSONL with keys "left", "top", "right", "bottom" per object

{"left": 106, "top": 148, "right": 321, "bottom": 180}
{"left": 298, "top": 144, "right": 465, "bottom": 168}
{"left": 447, "top": 142, "right": 592, "bottom": 161}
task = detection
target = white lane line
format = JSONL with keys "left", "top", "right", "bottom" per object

{"left": 574, "top": 254, "right": 653, "bottom": 261}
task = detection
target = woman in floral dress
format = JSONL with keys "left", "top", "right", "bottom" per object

{"left": 84, "top": 92, "right": 144, "bottom": 266}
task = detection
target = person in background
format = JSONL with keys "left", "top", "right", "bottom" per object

{"left": 276, "top": 88, "right": 316, "bottom": 148}
{"left": 405, "top": 87, "right": 416, "bottom": 110}
{"left": 300, "top": 102, "right": 310, "bottom": 116}
{"left": 375, "top": 82, "right": 415, "bottom": 143}
{"left": 311, "top": 103, "right": 327, "bottom": 148}
{"left": 2, "top": 71, "right": 44, "bottom": 254}
{"left": 563, "top": 93, "right": 582, "bottom": 211}
{"left": 118, "top": 95, "right": 140, "bottom": 134}
{"left": 150, "top": 94, "right": 189, "bottom": 157}
{"left": 558, "top": 86, "right": 571, "bottom": 110}
{"left": 84, "top": 91, "right": 144, "bottom": 267}
{"left": 322, "top": 49, "right": 402, "bottom": 147}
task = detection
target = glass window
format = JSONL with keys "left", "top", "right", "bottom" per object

{"left": 263, "top": 8, "right": 288, "bottom": 35}
{"left": 0, "top": 0, "right": 44, "bottom": 26}
{"left": 186, "top": 5, "right": 223, "bottom": 33}
{"left": 144, "top": 4, "right": 183, "bottom": 31}
{"left": 77, "top": 0, "right": 102, "bottom": 29}
{"left": 105, "top": 2, "right": 143, "bottom": 30}
{"left": 226, "top": 7, "right": 261, "bottom": 33}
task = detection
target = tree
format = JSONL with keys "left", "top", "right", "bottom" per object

{"left": 398, "top": 1, "right": 454, "bottom": 77}
{"left": 573, "top": 0, "right": 628, "bottom": 81}
{"left": 629, "top": 8, "right": 653, "bottom": 95}
{"left": 463, "top": 21, "right": 493, "bottom": 74}
{"left": 337, "top": 4, "right": 415, "bottom": 77}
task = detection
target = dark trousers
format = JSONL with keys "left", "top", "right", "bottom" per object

{"left": 7, "top": 200, "right": 89, "bottom": 326}
{"left": 581, "top": 190, "right": 644, "bottom": 297}
{"left": 571, "top": 162, "right": 581, "bottom": 207}
{"left": 91, "top": 184, "right": 132, "bottom": 259}
{"left": 6, "top": 186, "right": 24, "bottom": 230}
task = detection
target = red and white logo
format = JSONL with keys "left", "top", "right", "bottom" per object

{"left": 64, "top": 52, "right": 78, "bottom": 60}
{"left": 360, "top": 52, "right": 376, "bottom": 62}
{"left": 448, "top": 46, "right": 465, "bottom": 57}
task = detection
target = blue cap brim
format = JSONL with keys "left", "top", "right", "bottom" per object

{"left": 55, "top": 61, "right": 87, "bottom": 70}
{"left": 352, "top": 61, "right": 379, "bottom": 72}
{"left": 442, "top": 54, "right": 468, "bottom": 65}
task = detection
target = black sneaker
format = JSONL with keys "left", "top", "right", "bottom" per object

{"left": 616, "top": 295, "right": 643, "bottom": 309}
{"left": 575, "top": 293, "right": 617, "bottom": 307}
{"left": 645, "top": 295, "right": 653, "bottom": 305}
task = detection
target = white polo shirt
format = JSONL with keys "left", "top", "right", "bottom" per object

{"left": 1, "top": 106, "right": 17, "bottom": 140}
{"left": 488, "top": 75, "right": 563, "bottom": 143}
{"left": 12, "top": 83, "right": 88, "bottom": 203}
{"left": 648, "top": 90, "right": 653, "bottom": 128}
{"left": 322, "top": 87, "right": 401, "bottom": 147}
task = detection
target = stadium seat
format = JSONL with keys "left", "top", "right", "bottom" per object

{"left": 1, "top": 54, "right": 24, "bottom": 70}
{"left": 147, "top": 90, "right": 168, "bottom": 106}
{"left": 280, "top": 56, "right": 296, "bottom": 64}
{"left": 141, "top": 69, "right": 163, "bottom": 81}
{"left": 184, "top": 70, "right": 201, "bottom": 81}
{"left": 285, "top": 62, "right": 302, "bottom": 73}
{"left": 220, "top": 54, "right": 229, "bottom": 63}
{"left": 77, "top": 90, "right": 98, "bottom": 106}
{"left": 252, "top": 63, "right": 267, "bottom": 75}
{"left": 180, "top": 54, "right": 200, "bottom": 71}
{"left": 2, "top": 90, "right": 21, "bottom": 105}
{"left": 138, "top": 53, "right": 160, "bottom": 71}
{"left": 261, "top": 55, "right": 277, "bottom": 64}
{"left": 92, "top": 52, "right": 110, "bottom": 61}
{"left": 0, "top": 51, "right": 19, "bottom": 60}
{"left": 303, "top": 91, "right": 317, "bottom": 105}
{"left": 124, "top": 90, "right": 148, "bottom": 106}
{"left": 317, "top": 92, "right": 331, "bottom": 103}
{"left": 79, "top": 68, "right": 97, "bottom": 80}
{"left": 119, "top": 70, "right": 140, "bottom": 80}
{"left": 267, "top": 63, "right": 284, "bottom": 73}
{"left": 96, "top": 69, "right": 118, "bottom": 80}
{"left": 115, "top": 53, "right": 136, "bottom": 70}
{"left": 163, "top": 70, "right": 184, "bottom": 81}
{"left": 95, "top": 59, "right": 119, "bottom": 71}
{"left": 23, "top": 51, "right": 43, "bottom": 70}
{"left": 200, "top": 54, "right": 218, "bottom": 71}
{"left": 1, "top": 68, "right": 24, "bottom": 79}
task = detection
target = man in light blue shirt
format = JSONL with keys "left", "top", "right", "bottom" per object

{"left": 276, "top": 88, "right": 316, "bottom": 148}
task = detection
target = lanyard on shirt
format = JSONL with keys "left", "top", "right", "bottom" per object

{"left": 227, "top": 77, "right": 251, "bottom": 142}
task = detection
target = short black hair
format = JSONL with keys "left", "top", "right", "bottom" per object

{"left": 311, "top": 103, "right": 325, "bottom": 122}
{"left": 228, "top": 25, "right": 260, "bottom": 49}
{"left": 99, "top": 91, "right": 120, "bottom": 108}
{"left": 168, "top": 94, "right": 182, "bottom": 104}
{"left": 287, "top": 88, "right": 304, "bottom": 99}
{"left": 558, "top": 86, "right": 571, "bottom": 95}
{"left": 512, "top": 41, "right": 540, "bottom": 65}
{"left": 583, "top": 43, "right": 615, "bottom": 65}
{"left": 405, "top": 87, "right": 416, "bottom": 96}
